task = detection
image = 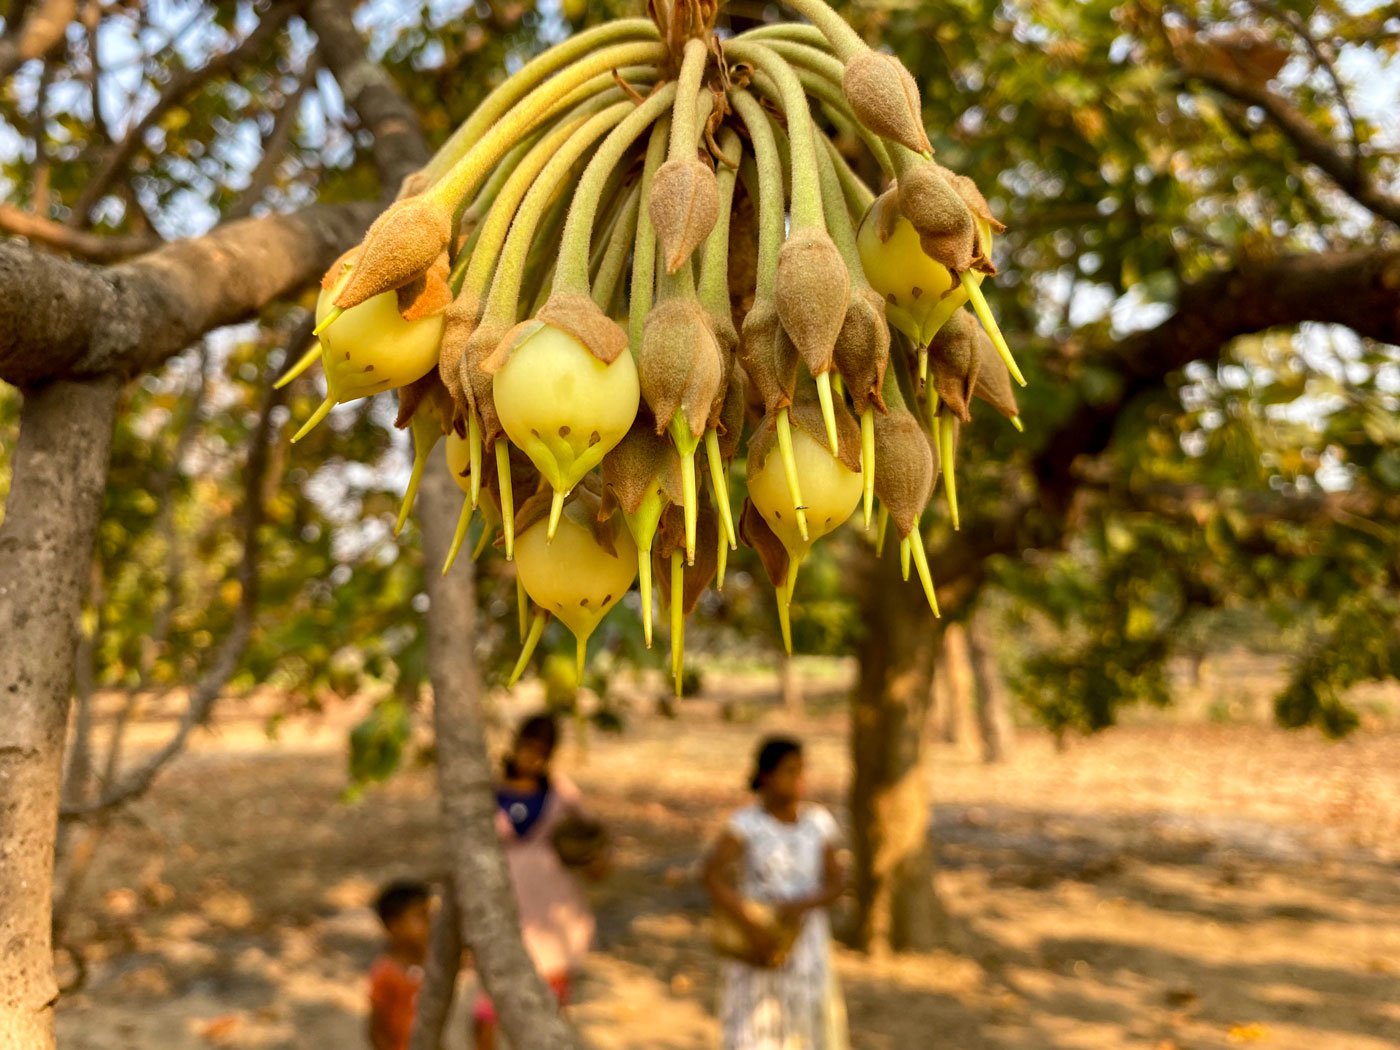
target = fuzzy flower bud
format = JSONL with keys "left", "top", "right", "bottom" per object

{"left": 896, "top": 162, "right": 977, "bottom": 273}
{"left": 738, "top": 298, "right": 799, "bottom": 415}
{"left": 331, "top": 194, "right": 453, "bottom": 310}
{"left": 774, "top": 227, "right": 850, "bottom": 381}
{"left": 640, "top": 298, "right": 724, "bottom": 438}
{"left": 873, "top": 407, "right": 935, "bottom": 539}
{"left": 833, "top": 285, "right": 891, "bottom": 415}
{"left": 972, "top": 327, "right": 1020, "bottom": 422}
{"left": 841, "top": 50, "right": 932, "bottom": 156}
{"left": 649, "top": 157, "right": 721, "bottom": 275}
{"left": 928, "top": 308, "right": 980, "bottom": 423}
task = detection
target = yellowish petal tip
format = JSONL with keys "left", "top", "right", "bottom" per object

{"left": 312, "top": 306, "right": 343, "bottom": 338}
{"left": 291, "top": 396, "right": 333, "bottom": 444}
{"left": 815, "top": 372, "right": 840, "bottom": 454}
{"left": 274, "top": 343, "right": 321, "bottom": 389}
{"left": 547, "top": 488, "right": 565, "bottom": 543}
{"left": 1011, "top": 415, "right": 1024, "bottom": 432}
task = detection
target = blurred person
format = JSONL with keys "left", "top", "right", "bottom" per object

{"left": 704, "top": 736, "right": 848, "bottom": 1050}
{"left": 473, "top": 712, "right": 605, "bottom": 1050}
{"left": 368, "top": 879, "right": 431, "bottom": 1050}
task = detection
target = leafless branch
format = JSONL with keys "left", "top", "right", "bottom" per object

{"left": 59, "top": 324, "right": 304, "bottom": 821}
{"left": 0, "top": 203, "right": 161, "bottom": 261}
{"left": 1176, "top": 41, "right": 1400, "bottom": 228}
{"left": 69, "top": 2, "right": 298, "bottom": 225}
{"left": 0, "top": 195, "right": 377, "bottom": 385}
{"left": 225, "top": 59, "right": 318, "bottom": 221}
{"left": 0, "top": 0, "right": 76, "bottom": 81}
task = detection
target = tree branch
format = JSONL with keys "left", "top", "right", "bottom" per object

{"left": 931, "top": 246, "right": 1400, "bottom": 601}
{"left": 0, "top": 0, "right": 76, "bottom": 81}
{"left": 304, "top": 0, "right": 430, "bottom": 189}
{"left": 1179, "top": 51, "right": 1400, "bottom": 227}
{"left": 0, "top": 198, "right": 376, "bottom": 386}
{"left": 60, "top": 334, "right": 295, "bottom": 821}
{"left": 0, "top": 203, "right": 160, "bottom": 261}
{"left": 69, "top": 1, "right": 297, "bottom": 225}
{"left": 224, "top": 59, "right": 317, "bottom": 221}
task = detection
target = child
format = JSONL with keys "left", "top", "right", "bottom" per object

{"left": 368, "top": 879, "right": 431, "bottom": 1050}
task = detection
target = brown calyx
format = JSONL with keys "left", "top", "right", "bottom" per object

{"left": 896, "top": 162, "right": 976, "bottom": 273}
{"left": 537, "top": 292, "right": 630, "bottom": 365}
{"left": 833, "top": 285, "right": 891, "bottom": 415}
{"left": 602, "top": 414, "right": 684, "bottom": 516}
{"left": 927, "top": 307, "right": 979, "bottom": 424}
{"left": 774, "top": 226, "right": 850, "bottom": 379}
{"left": 873, "top": 407, "right": 935, "bottom": 539}
{"left": 438, "top": 291, "right": 481, "bottom": 430}
{"left": 738, "top": 498, "right": 789, "bottom": 587}
{"left": 332, "top": 195, "right": 453, "bottom": 309}
{"left": 640, "top": 297, "right": 724, "bottom": 437}
{"left": 649, "top": 157, "right": 721, "bottom": 275}
{"left": 737, "top": 297, "right": 799, "bottom": 415}
{"left": 841, "top": 49, "right": 932, "bottom": 156}
{"left": 972, "top": 326, "right": 1019, "bottom": 421}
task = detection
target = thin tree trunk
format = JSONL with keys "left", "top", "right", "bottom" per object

{"left": 940, "top": 623, "right": 974, "bottom": 746}
{"left": 849, "top": 549, "right": 943, "bottom": 955}
{"left": 966, "top": 608, "right": 1014, "bottom": 764}
{"left": 416, "top": 456, "right": 581, "bottom": 1050}
{"left": 408, "top": 880, "right": 463, "bottom": 1050}
{"left": 0, "top": 377, "right": 120, "bottom": 1050}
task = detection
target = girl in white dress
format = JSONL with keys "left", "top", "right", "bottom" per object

{"left": 704, "top": 737, "right": 848, "bottom": 1050}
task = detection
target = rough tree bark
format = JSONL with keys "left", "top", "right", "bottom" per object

{"left": 938, "top": 624, "right": 973, "bottom": 746}
{"left": 967, "top": 607, "right": 1014, "bottom": 764}
{"left": 416, "top": 459, "right": 582, "bottom": 1050}
{"left": 407, "top": 880, "right": 463, "bottom": 1050}
{"left": 849, "top": 550, "right": 944, "bottom": 955}
{"left": 0, "top": 377, "right": 120, "bottom": 1049}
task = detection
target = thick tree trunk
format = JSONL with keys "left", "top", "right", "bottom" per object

{"left": 939, "top": 623, "right": 974, "bottom": 745}
{"left": 0, "top": 377, "right": 120, "bottom": 1049}
{"left": 416, "top": 456, "right": 581, "bottom": 1050}
{"left": 966, "top": 608, "right": 1014, "bottom": 764}
{"left": 849, "top": 549, "right": 943, "bottom": 955}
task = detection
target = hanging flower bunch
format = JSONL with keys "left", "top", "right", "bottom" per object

{"left": 282, "top": 0, "right": 1026, "bottom": 690}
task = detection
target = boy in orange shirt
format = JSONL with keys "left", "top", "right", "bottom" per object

{"left": 368, "top": 880, "right": 431, "bottom": 1050}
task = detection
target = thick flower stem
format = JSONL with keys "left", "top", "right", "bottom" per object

{"left": 758, "top": 40, "right": 894, "bottom": 176}
{"left": 668, "top": 38, "right": 709, "bottom": 161}
{"left": 821, "top": 137, "right": 875, "bottom": 217}
{"left": 698, "top": 128, "right": 742, "bottom": 322}
{"left": 726, "top": 43, "right": 824, "bottom": 231}
{"left": 553, "top": 85, "right": 679, "bottom": 298}
{"left": 768, "top": 0, "right": 866, "bottom": 61}
{"left": 421, "top": 20, "right": 661, "bottom": 185}
{"left": 728, "top": 91, "right": 783, "bottom": 298}
{"left": 629, "top": 119, "right": 672, "bottom": 357}
{"left": 426, "top": 41, "right": 667, "bottom": 219}
{"left": 479, "top": 101, "right": 642, "bottom": 327}
{"left": 592, "top": 182, "right": 642, "bottom": 312}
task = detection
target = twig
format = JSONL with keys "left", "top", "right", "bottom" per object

{"left": 69, "top": 2, "right": 297, "bottom": 225}
{"left": 0, "top": 0, "right": 77, "bottom": 81}
{"left": 0, "top": 203, "right": 161, "bottom": 261}
{"left": 59, "top": 322, "right": 306, "bottom": 821}
{"left": 225, "top": 58, "right": 317, "bottom": 221}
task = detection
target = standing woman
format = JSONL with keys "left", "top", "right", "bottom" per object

{"left": 473, "top": 713, "right": 600, "bottom": 1050}
{"left": 704, "top": 736, "right": 848, "bottom": 1050}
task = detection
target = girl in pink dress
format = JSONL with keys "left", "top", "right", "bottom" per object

{"left": 472, "top": 714, "right": 596, "bottom": 1050}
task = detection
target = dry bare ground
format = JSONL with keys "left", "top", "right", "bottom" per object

{"left": 53, "top": 666, "right": 1400, "bottom": 1050}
